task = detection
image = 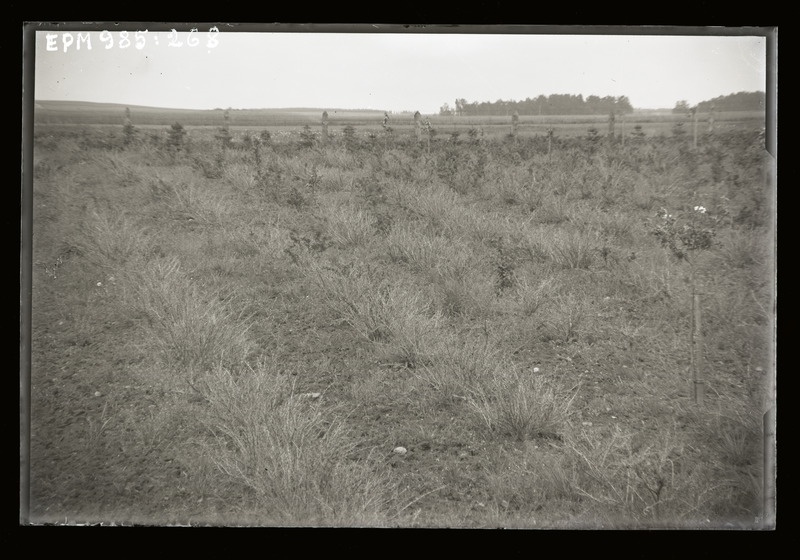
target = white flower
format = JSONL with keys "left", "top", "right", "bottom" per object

{"left": 694, "top": 205, "right": 707, "bottom": 214}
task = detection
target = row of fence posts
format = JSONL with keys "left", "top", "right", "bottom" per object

{"left": 120, "top": 104, "right": 718, "bottom": 149}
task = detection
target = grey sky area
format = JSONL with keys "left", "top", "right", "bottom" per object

{"left": 32, "top": 27, "right": 768, "bottom": 113}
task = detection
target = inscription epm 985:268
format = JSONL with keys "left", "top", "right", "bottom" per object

{"left": 44, "top": 28, "right": 221, "bottom": 53}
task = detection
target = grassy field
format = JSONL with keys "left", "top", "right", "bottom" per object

{"left": 25, "top": 116, "right": 775, "bottom": 528}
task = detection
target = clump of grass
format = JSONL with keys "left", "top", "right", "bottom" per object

{"left": 192, "top": 148, "right": 226, "bottom": 179}
{"left": 223, "top": 163, "right": 257, "bottom": 191}
{"left": 418, "top": 326, "right": 504, "bottom": 398}
{"left": 321, "top": 201, "right": 378, "bottom": 248}
{"left": 512, "top": 277, "right": 554, "bottom": 317}
{"left": 126, "top": 257, "right": 254, "bottom": 376}
{"left": 310, "top": 262, "right": 442, "bottom": 368}
{"left": 517, "top": 227, "right": 553, "bottom": 264}
{"left": 72, "top": 207, "right": 149, "bottom": 270}
{"left": 468, "top": 364, "right": 577, "bottom": 442}
{"left": 148, "top": 176, "right": 232, "bottom": 225}
{"left": 385, "top": 224, "right": 473, "bottom": 278}
{"left": 196, "top": 359, "right": 398, "bottom": 526}
{"left": 93, "top": 152, "right": 141, "bottom": 186}
{"left": 534, "top": 195, "right": 572, "bottom": 225}
{"left": 434, "top": 270, "right": 494, "bottom": 319}
{"left": 544, "top": 292, "right": 590, "bottom": 343}
{"left": 549, "top": 230, "right": 597, "bottom": 269}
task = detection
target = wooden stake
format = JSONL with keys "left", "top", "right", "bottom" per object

{"left": 321, "top": 111, "right": 329, "bottom": 146}
{"left": 608, "top": 110, "right": 615, "bottom": 142}
{"left": 512, "top": 110, "right": 519, "bottom": 142}
{"left": 691, "top": 290, "right": 705, "bottom": 405}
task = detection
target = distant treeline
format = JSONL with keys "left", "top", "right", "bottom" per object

{"left": 440, "top": 95, "right": 634, "bottom": 117}
{"left": 691, "top": 91, "right": 766, "bottom": 113}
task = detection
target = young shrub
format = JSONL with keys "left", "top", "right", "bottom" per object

{"left": 342, "top": 125, "right": 358, "bottom": 151}
{"left": 122, "top": 107, "right": 136, "bottom": 147}
{"left": 299, "top": 125, "right": 316, "bottom": 148}
{"left": 167, "top": 122, "right": 187, "bottom": 151}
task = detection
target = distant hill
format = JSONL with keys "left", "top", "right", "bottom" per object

{"left": 33, "top": 100, "right": 388, "bottom": 127}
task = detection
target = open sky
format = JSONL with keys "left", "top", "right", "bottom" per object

{"left": 30, "top": 26, "right": 769, "bottom": 113}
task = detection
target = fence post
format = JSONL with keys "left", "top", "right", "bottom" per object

{"left": 321, "top": 111, "right": 329, "bottom": 146}
{"left": 414, "top": 111, "right": 422, "bottom": 142}
{"left": 690, "top": 288, "right": 705, "bottom": 405}
{"left": 708, "top": 104, "right": 715, "bottom": 135}
{"left": 608, "top": 110, "right": 615, "bottom": 142}
{"left": 425, "top": 118, "right": 432, "bottom": 154}
{"left": 691, "top": 107, "right": 698, "bottom": 149}
{"left": 512, "top": 110, "right": 519, "bottom": 142}
{"left": 217, "top": 108, "right": 231, "bottom": 148}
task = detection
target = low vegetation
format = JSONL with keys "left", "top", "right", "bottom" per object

{"left": 27, "top": 117, "right": 774, "bottom": 528}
